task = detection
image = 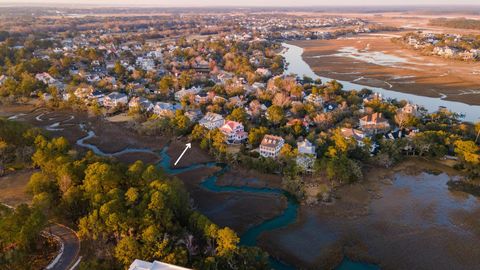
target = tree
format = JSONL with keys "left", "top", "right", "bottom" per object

{"left": 0, "top": 204, "right": 47, "bottom": 268}
{"left": 475, "top": 122, "right": 480, "bottom": 143}
{"left": 114, "top": 236, "right": 142, "bottom": 266}
{"left": 454, "top": 140, "right": 480, "bottom": 178}
{"left": 266, "top": 105, "right": 284, "bottom": 125}
{"left": 18, "top": 72, "right": 38, "bottom": 96}
{"left": 248, "top": 127, "right": 268, "bottom": 147}
{"left": 215, "top": 227, "right": 239, "bottom": 257}
{"left": 158, "top": 76, "right": 173, "bottom": 96}
{"left": 226, "top": 107, "right": 247, "bottom": 125}
{"left": 113, "top": 61, "right": 126, "bottom": 77}
{"left": 171, "top": 110, "right": 191, "bottom": 135}
{"left": 190, "top": 124, "right": 207, "bottom": 141}
{"left": 279, "top": 143, "right": 298, "bottom": 161}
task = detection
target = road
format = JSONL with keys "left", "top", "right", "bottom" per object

{"left": 45, "top": 224, "right": 81, "bottom": 270}
{"left": 1, "top": 203, "right": 81, "bottom": 270}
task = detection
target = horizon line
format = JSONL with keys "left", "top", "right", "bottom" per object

{"left": 2, "top": 3, "right": 480, "bottom": 8}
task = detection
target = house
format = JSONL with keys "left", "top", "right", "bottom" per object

{"left": 255, "top": 68, "right": 272, "bottom": 77}
{"left": 129, "top": 97, "right": 154, "bottom": 112}
{"left": 304, "top": 93, "right": 323, "bottom": 107}
{"left": 35, "top": 72, "right": 56, "bottom": 84}
{"left": 136, "top": 57, "right": 156, "bottom": 71}
{"left": 363, "top": 92, "right": 382, "bottom": 104}
{"left": 399, "top": 102, "right": 421, "bottom": 117}
{"left": 228, "top": 96, "right": 246, "bottom": 107}
{"left": 103, "top": 92, "right": 128, "bottom": 108}
{"left": 341, "top": 127, "right": 366, "bottom": 146}
{"left": 74, "top": 87, "right": 94, "bottom": 99}
{"left": 153, "top": 102, "right": 182, "bottom": 117}
{"left": 199, "top": 112, "right": 224, "bottom": 130}
{"left": 88, "top": 90, "right": 105, "bottom": 105}
{"left": 259, "top": 135, "right": 284, "bottom": 158}
{"left": 296, "top": 139, "right": 316, "bottom": 171}
{"left": 129, "top": 259, "right": 190, "bottom": 270}
{"left": 175, "top": 86, "right": 202, "bottom": 101}
{"left": 0, "top": 75, "right": 7, "bottom": 86}
{"left": 219, "top": 120, "right": 248, "bottom": 144}
{"left": 184, "top": 109, "right": 203, "bottom": 122}
{"left": 359, "top": 112, "right": 390, "bottom": 134}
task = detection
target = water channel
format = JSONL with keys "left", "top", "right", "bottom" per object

{"left": 281, "top": 43, "right": 480, "bottom": 123}
{"left": 75, "top": 131, "right": 379, "bottom": 270}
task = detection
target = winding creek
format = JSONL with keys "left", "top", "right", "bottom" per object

{"left": 4, "top": 109, "right": 479, "bottom": 269}
{"left": 282, "top": 43, "right": 480, "bottom": 122}
{"left": 74, "top": 128, "right": 378, "bottom": 270}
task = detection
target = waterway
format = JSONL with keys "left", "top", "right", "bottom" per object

{"left": 74, "top": 131, "right": 379, "bottom": 270}
{"left": 281, "top": 43, "right": 480, "bottom": 122}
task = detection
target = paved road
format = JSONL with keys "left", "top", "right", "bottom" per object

{"left": 45, "top": 224, "right": 81, "bottom": 270}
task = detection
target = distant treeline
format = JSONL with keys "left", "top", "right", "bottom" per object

{"left": 429, "top": 18, "right": 480, "bottom": 30}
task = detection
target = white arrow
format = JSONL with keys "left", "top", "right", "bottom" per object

{"left": 174, "top": 143, "right": 192, "bottom": 166}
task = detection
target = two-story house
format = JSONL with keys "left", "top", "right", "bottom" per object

{"left": 359, "top": 112, "right": 390, "bottom": 135}
{"left": 259, "top": 135, "right": 285, "bottom": 158}
{"left": 296, "top": 139, "right": 316, "bottom": 171}
{"left": 219, "top": 120, "right": 248, "bottom": 144}
{"left": 199, "top": 112, "right": 225, "bottom": 130}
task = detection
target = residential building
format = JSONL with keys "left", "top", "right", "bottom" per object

{"left": 359, "top": 112, "right": 390, "bottom": 134}
{"left": 296, "top": 139, "right": 316, "bottom": 171}
{"left": 153, "top": 102, "right": 182, "bottom": 117}
{"left": 175, "top": 86, "right": 202, "bottom": 101}
{"left": 35, "top": 72, "right": 56, "bottom": 84}
{"left": 399, "top": 102, "right": 421, "bottom": 117}
{"left": 304, "top": 93, "right": 323, "bottom": 107}
{"left": 219, "top": 120, "right": 248, "bottom": 144}
{"left": 341, "top": 127, "right": 366, "bottom": 146}
{"left": 74, "top": 87, "right": 94, "bottom": 99}
{"left": 184, "top": 109, "right": 203, "bottom": 122}
{"left": 0, "top": 75, "right": 7, "bottom": 86}
{"left": 103, "top": 92, "right": 128, "bottom": 108}
{"left": 259, "top": 135, "right": 284, "bottom": 158}
{"left": 129, "top": 259, "right": 190, "bottom": 270}
{"left": 199, "top": 112, "right": 224, "bottom": 130}
{"left": 129, "top": 96, "right": 154, "bottom": 112}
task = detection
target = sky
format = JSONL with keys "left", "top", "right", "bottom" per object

{"left": 5, "top": 0, "right": 480, "bottom": 7}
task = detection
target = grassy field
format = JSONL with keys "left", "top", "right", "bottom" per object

{"left": 0, "top": 169, "right": 34, "bottom": 206}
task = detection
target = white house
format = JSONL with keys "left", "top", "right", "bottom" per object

{"left": 153, "top": 102, "right": 182, "bottom": 117}
{"left": 304, "top": 93, "right": 323, "bottom": 107}
{"left": 184, "top": 110, "right": 203, "bottom": 122}
{"left": 129, "top": 96, "right": 154, "bottom": 112}
{"left": 0, "top": 75, "right": 7, "bottom": 86}
{"left": 35, "top": 72, "right": 56, "bottom": 85}
{"left": 296, "top": 139, "right": 316, "bottom": 171}
{"left": 399, "top": 102, "right": 421, "bottom": 117}
{"left": 129, "top": 259, "right": 190, "bottom": 270}
{"left": 255, "top": 68, "right": 272, "bottom": 77}
{"left": 199, "top": 112, "right": 224, "bottom": 130}
{"left": 103, "top": 92, "right": 128, "bottom": 108}
{"left": 219, "top": 120, "right": 248, "bottom": 144}
{"left": 259, "top": 135, "right": 284, "bottom": 158}
{"left": 175, "top": 86, "right": 202, "bottom": 101}
{"left": 136, "top": 57, "right": 156, "bottom": 71}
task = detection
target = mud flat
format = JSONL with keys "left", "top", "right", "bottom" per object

{"left": 175, "top": 167, "right": 288, "bottom": 235}
{"left": 259, "top": 159, "right": 480, "bottom": 270}
{"left": 217, "top": 167, "right": 283, "bottom": 189}
{"left": 289, "top": 37, "right": 480, "bottom": 107}
{"left": 0, "top": 169, "right": 35, "bottom": 206}
{"left": 167, "top": 139, "right": 214, "bottom": 168}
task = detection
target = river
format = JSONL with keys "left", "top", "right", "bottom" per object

{"left": 281, "top": 43, "right": 480, "bottom": 122}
